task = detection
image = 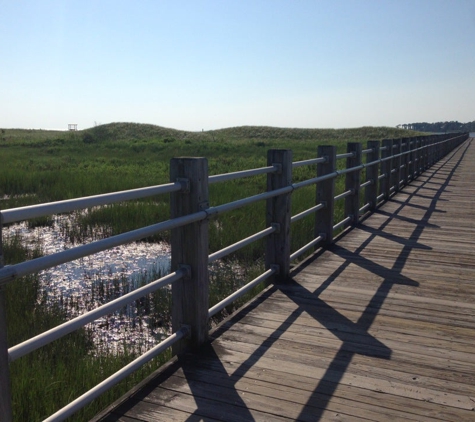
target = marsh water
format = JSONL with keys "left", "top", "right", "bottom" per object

{"left": 5, "top": 214, "right": 172, "bottom": 351}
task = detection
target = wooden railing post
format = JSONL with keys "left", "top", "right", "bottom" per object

{"left": 266, "top": 149, "right": 292, "bottom": 282}
{"left": 427, "top": 136, "right": 434, "bottom": 167}
{"left": 431, "top": 136, "right": 437, "bottom": 166}
{"left": 421, "top": 137, "right": 428, "bottom": 171}
{"left": 431, "top": 136, "right": 436, "bottom": 166}
{"left": 408, "top": 138, "right": 416, "bottom": 182}
{"left": 345, "top": 142, "right": 362, "bottom": 226}
{"left": 380, "top": 139, "right": 393, "bottom": 200}
{"left": 365, "top": 140, "right": 380, "bottom": 211}
{"left": 417, "top": 137, "right": 424, "bottom": 176}
{"left": 435, "top": 135, "right": 442, "bottom": 162}
{"left": 392, "top": 139, "right": 402, "bottom": 193}
{"left": 0, "top": 215, "right": 13, "bottom": 422}
{"left": 415, "top": 136, "right": 421, "bottom": 176}
{"left": 437, "top": 135, "right": 442, "bottom": 162}
{"left": 401, "top": 138, "right": 409, "bottom": 187}
{"left": 170, "top": 158, "right": 209, "bottom": 355}
{"left": 315, "top": 146, "right": 336, "bottom": 246}
{"left": 443, "top": 135, "right": 450, "bottom": 157}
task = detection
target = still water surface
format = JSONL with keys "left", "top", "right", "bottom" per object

{"left": 5, "top": 215, "right": 171, "bottom": 351}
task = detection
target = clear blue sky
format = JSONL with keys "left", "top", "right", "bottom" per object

{"left": 1, "top": 0, "right": 474, "bottom": 131}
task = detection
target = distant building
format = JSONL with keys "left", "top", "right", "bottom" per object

{"left": 68, "top": 124, "right": 78, "bottom": 131}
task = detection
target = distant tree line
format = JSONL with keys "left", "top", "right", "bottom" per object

{"left": 397, "top": 121, "right": 475, "bottom": 133}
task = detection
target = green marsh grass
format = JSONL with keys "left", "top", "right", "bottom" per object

{"left": 3, "top": 233, "right": 172, "bottom": 421}
{"left": 0, "top": 123, "right": 424, "bottom": 420}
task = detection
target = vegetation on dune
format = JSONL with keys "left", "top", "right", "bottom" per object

{"left": 0, "top": 122, "right": 425, "bottom": 420}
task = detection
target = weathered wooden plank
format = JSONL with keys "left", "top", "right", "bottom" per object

{"left": 192, "top": 343, "right": 475, "bottom": 411}
{"left": 94, "top": 139, "right": 475, "bottom": 421}
{"left": 216, "top": 332, "right": 475, "bottom": 393}
{"left": 218, "top": 322, "right": 475, "bottom": 380}
{"left": 153, "top": 375, "right": 372, "bottom": 422}
{"left": 262, "top": 293, "right": 475, "bottom": 330}
{"left": 162, "top": 370, "right": 425, "bottom": 422}
{"left": 240, "top": 302, "right": 475, "bottom": 346}
{"left": 120, "top": 393, "right": 292, "bottom": 422}
{"left": 174, "top": 355, "right": 472, "bottom": 422}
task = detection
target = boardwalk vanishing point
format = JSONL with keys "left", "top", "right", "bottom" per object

{"left": 93, "top": 138, "right": 475, "bottom": 421}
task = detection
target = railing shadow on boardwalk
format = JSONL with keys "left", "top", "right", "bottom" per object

{"left": 278, "top": 141, "right": 470, "bottom": 420}
{"left": 166, "top": 140, "right": 471, "bottom": 421}
{"left": 1, "top": 134, "right": 469, "bottom": 420}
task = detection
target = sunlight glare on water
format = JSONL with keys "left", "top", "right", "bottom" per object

{"left": 4, "top": 214, "right": 172, "bottom": 352}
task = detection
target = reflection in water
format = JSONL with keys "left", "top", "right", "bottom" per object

{"left": 5, "top": 215, "right": 171, "bottom": 352}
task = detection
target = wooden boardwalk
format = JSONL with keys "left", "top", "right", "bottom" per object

{"left": 94, "top": 139, "right": 475, "bottom": 422}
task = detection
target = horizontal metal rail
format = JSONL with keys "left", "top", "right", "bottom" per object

{"left": 43, "top": 327, "right": 189, "bottom": 422}
{"left": 359, "top": 203, "right": 371, "bottom": 214}
{"left": 208, "top": 225, "right": 277, "bottom": 263}
{"left": 336, "top": 165, "right": 365, "bottom": 176}
{"left": 208, "top": 267, "right": 276, "bottom": 318}
{"left": 0, "top": 131, "right": 468, "bottom": 422}
{"left": 290, "top": 235, "right": 324, "bottom": 262}
{"left": 209, "top": 165, "right": 277, "bottom": 184}
{"left": 291, "top": 203, "right": 325, "bottom": 223}
{"left": 292, "top": 174, "right": 329, "bottom": 190}
{"left": 333, "top": 216, "right": 352, "bottom": 232}
{"left": 2, "top": 133, "right": 466, "bottom": 288}
{"left": 334, "top": 189, "right": 353, "bottom": 201}
{"left": 292, "top": 159, "right": 380, "bottom": 192}
{"left": 336, "top": 152, "right": 355, "bottom": 160}
{"left": 1, "top": 182, "right": 183, "bottom": 225}
{"left": 0, "top": 211, "right": 207, "bottom": 286}
{"left": 292, "top": 157, "right": 326, "bottom": 168}
{"left": 205, "top": 185, "right": 293, "bottom": 217}
{"left": 8, "top": 269, "right": 184, "bottom": 362}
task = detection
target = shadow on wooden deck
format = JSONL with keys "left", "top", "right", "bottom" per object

{"left": 95, "top": 140, "right": 472, "bottom": 421}
{"left": 275, "top": 140, "right": 469, "bottom": 420}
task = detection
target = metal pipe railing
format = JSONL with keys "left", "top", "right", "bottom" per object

{"left": 334, "top": 189, "right": 354, "bottom": 201}
{"left": 292, "top": 157, "right": 326, "bottom": 168}
{"left": 1, "top": 182, "right": 183, "bottom": 225}
{"left": 209, "top": 165, "right": 277, "bottom": 184}
{"left": 43, "top": 326, "right": 189, "bottom": 422}
{"left": 208, "top": 225, "right": 277, "bottom": 263}
{"left": 8, "top": 269, "right": 184, "bottom": 362}
{"left": 291, "top": 203, "right": 325, "bottom": 223}
{"left": 0, "top": 131, "right": 468, "bottom": 422}
{"left": 0, "top": 211, "right": 208, "bottom": 286}
{"left": 208, "top": 267, "right": 277, "bottom": 318}
{"left": 290, "top": 235, "right": 324, "bottom": 262}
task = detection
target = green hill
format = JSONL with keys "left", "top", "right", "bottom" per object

{"left": 1, "top": 122, "right": 426, "bottom": 146}
{"left": 84, "top": 122, "right": 425, "bottom": 143}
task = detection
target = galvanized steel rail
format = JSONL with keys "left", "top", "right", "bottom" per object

{"left": 0, "top": 131, "right": 469, "bottom": 421}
